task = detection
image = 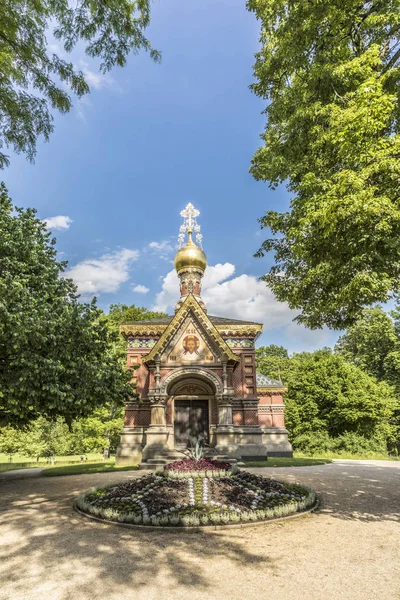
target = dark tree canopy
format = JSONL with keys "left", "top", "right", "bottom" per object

{"left": 106, "top": 303, "right": 167, "bottom": 331}
{"left": 0, "top": 0, "right": 160, "bottom": 167}
{"left": 249, "top": 0, "right": 400, "bottom": 329}
{"left": 0, "top": 184, "right": 134, "bottom": 427}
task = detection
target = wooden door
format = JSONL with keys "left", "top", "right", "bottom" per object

{"left": 174, "top": 399, "right": 209, "bottom": 449}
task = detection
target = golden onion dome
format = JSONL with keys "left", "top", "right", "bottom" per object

{"left": 174, "top": 231, "right": 207, "bottom": 273}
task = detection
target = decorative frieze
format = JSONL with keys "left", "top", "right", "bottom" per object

{"left": 121, "top": 324, "right": 167, "bottom": 337}
{"left": 127, "top": 337, "right": 158, "bottom": 349}
{"left": 225, "top": 338, "right": 254, "bottom": 348}
{"left": 216, "top": 324, "right": 262, "bottom": 339}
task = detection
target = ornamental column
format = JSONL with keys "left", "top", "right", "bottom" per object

{"left": 142, "top": 358, "right": 170, "bottom": 460}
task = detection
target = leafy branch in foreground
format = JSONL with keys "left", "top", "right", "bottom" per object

{"left": 0, "top": 0, "right": 160, "bottom": 167}
{"left": 249, "top": 0, "right": 400, "bottom": 329}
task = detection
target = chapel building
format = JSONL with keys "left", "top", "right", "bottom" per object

{"left": 116, "top": 204, "right": 292, "bottom": 466}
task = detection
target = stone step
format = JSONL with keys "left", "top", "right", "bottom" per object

{"left": 139, "top": 463, "right": 164, "bottom": 471}
{"left": 212, "top": 455, "right": 238, "bottom": 464}
{"left": 152, "top": 455, "right": 182, "bottom": 462}
{"left": 158, "top": 451, "right": 185, "bottom": 459}
{"left": 146, "top": 458, "right": 168, "bottom": 465}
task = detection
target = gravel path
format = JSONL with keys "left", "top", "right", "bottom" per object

{"left": 0, "top": 461, "right": 399, "bottom": 600}
{"left": 0, "top": 468, "right": 44, "bottom": 480}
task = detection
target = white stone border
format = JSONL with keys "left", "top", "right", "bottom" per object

{"left": 74, "top": 498, "right": 319, "bottom": 532}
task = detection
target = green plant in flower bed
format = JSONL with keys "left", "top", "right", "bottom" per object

{"left": 75, "top": 469, "right": 316, "bottom": 527}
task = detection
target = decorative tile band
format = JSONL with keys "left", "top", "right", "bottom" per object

{"left": 225, "top": 338, "right": 254, "bottom": 348}
{"left": 128, "top": 338, "right": 158, "bottom": 349}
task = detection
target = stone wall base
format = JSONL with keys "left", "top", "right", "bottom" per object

{"left": 116, "top": 425, "right": 293, "bottom": 465}
{"left": 261, "top": 428, "right": 293, "bottom": 457}
{"left": 115, "top": 427, "right": 146, "bottom": 466}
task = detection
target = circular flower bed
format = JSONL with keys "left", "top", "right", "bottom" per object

{"left": 75, "top": 461, "right": 316, "bottom": 528}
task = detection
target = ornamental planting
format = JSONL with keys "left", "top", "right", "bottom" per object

{"left": 75, "top": 459, "right": 316, "bottom": 527}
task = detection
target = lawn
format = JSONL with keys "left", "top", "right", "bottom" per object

{"left": 243, "top": 457, "right": 332, "bottom": 468}
{"left": 0, "top": 453, "right": 107, "bottom": 474}
{"left": 42, "top": 461, "right": 139, "bottom": 477}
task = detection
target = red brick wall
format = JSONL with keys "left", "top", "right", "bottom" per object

{"left": 124, "top": 407, "right": 151, "bottom": 427}
{"left": 232, "top": 351, "right": 256, "bottom": 397}
{"left": 233, "top": 410, "right": 244, "bottom": 426}
{"left": 127, "top": 352, "right": 150, "bottom": 397}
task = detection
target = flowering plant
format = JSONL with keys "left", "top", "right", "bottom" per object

{"left": 164, "top": 458, "right": 231, "bottom": 472}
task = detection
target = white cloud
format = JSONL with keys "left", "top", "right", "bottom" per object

{"left": 43, "top": 215, "right": 73, "bottom": 231}
{"left": 148, "top": 240, "right": 174, "bottom": 253}
{"left": 153, "top": 262, "right": 339, "bottom": 353}
{"left": 79, "top": 60, "right": 118, "bottom": 91}
{"left": 65, "top": 248, "right": 139, "bottom": 297}
{"left": 133, "top": 284, "right": 150, "bottom": 294}
{"left": 153, "top": 262, "right": 294, "bottom": 328}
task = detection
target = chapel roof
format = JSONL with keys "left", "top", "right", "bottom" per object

{"left": 123, "top": 315, "right": 262, "bottom": 326}
{"left": 256, "top": 371, "right": 283, "bottom": 388}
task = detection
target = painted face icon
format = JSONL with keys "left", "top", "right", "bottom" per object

{"left": 183, "top": 335, "right": 200, "bottom": 355}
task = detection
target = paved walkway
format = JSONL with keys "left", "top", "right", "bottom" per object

{"left": 0, "top": 461, "right": 399, "bottom": 600}
{"left": 0, "top": 468, "right": 44, "bottom": 480}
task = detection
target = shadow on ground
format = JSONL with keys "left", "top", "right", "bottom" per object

{"left": 0, "top": 473, "right": 277, "bottom": 598}
{"left": 248, "top": 461, "right": 400, "bottom": 523}
{"left": 0, "top": 461, "right": 399, "bottom": 599}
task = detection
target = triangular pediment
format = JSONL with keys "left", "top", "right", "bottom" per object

{"left": 142, "top": 295, "right": 238, "bottom": 365}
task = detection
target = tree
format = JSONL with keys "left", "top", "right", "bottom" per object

{"left": 106, "top": 303, "right": 167, "bottom": 331}
{"left": 0, "top": 184, "right": 134, "bottom": 427}
{"left": 71, "top": 405, "right": 124, "bottom": 456}
{"left": 256, "top": 348, "right": 397, "bottom": 453}
{"left": 336, "top": 307, "right": 400, "bottom": 453}
{"left": 0, "top": 426, "right": 21, "bottom": 461}
{"left": 285, "top": 350, "right": 394, "bottom": 440}
{"left": 18, "top": 417, "right": 71, "bottom": 463}
{"left": 0, "top": 0, "right": 160, "bottom": 168}
{"left": 255, "top": 345, "right": 289, "bottom": 382}
{"left": 335, "top": 307, "right": 399, "bottom": 382}
{"left": 249, "top": 0, "right": 400, "bottom": 329}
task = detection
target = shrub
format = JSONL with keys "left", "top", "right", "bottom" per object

{"left": 331, "top": 432, "right": 387, "bottom": 454}
{"left": 292, "top": 431, "right": 334, "bottom": 454}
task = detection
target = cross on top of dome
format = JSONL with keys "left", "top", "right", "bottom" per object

{"left": 178, "top": 203, "right": 203, "bottom": 248}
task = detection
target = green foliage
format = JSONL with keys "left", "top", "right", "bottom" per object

{"left": 106, "top": 303, "right": 167, "bottom": 331}
{"left": 0, "top": 426, "right": 21, "bottom": 457}
{"left": 285, "top": 350, "right": 395, "bottom": 440}
{"left": 249, "top": 0, "right": 400, "bottom": 329}
{"left": 0, "top": 185, "right": 134, "bottom": 426}
{"left": 70, "top": 404, "right": 124, "bottom": 454}
{"left": 292, "top": 431, "right": 387, "bottom": 456}
{"left": 335, "top": 306, "right": 400, "bottom": 452}
{"left": 257, "top": 347, "right": 397, "bottom": 453}
{"left": 256, "top": 345, "right": 290, "bottom": 382}
{"left": 18, "top": 417, "right": 71, "bottom": 460}
{"left": 0, "top": 0, "right": 160, "bottom": 167}
{"left": 335, "top": 307, "right": 399, "bottom": 384}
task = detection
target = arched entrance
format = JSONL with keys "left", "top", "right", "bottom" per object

{"left": 170, "top": 379, "right": 212, "bottom": 448}
{"left": 163, "top": 370, "right": 222, "bottom": 450}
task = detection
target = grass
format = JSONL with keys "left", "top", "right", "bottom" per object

{"left": 42, "top": 460, "right": 139, "bottom": 477}
{"left": 243, "top": 457, "right": 332, "bottom": 468}
{"left": 0, "top": 453, "right": 123, "bottom": 474}
{"left": 0, "top": 452, "right": 103, "bottom": 464}
{"left": 294, "top": 451, "right": 399, "bottom": 461}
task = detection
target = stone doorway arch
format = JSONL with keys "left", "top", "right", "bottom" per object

{"left": 161, "top": 370, "right": 222, "bottom": 449}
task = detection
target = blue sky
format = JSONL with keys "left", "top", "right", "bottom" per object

{"left": 4, "top": 0, "right": 340, "bottom": 353}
